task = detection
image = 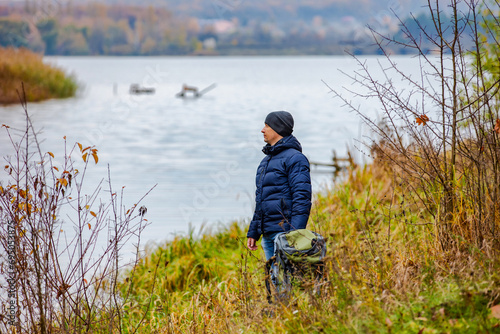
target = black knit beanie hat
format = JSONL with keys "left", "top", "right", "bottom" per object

{"left": 265, "top": 111, "right": 294, "bottom": 137}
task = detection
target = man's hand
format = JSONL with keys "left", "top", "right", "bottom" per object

{"left": 247, "top": 238, "right": 258, "bottom": 251}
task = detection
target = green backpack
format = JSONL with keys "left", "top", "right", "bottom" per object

{"left": 266, "top": 229, "right": 326, "bottom": 303}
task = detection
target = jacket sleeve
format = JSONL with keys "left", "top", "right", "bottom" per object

{"left": 247, "top": 211, "right": 261, "bottom": 240}
{"left": 287, "top": 154, "right": 312, "bottom": 230}
{"left": 247, "top": 163, "right": 263, "bottom": 240}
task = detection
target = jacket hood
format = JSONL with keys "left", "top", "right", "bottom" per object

{"left": 262, "top": 135, "right": 302, "bottom": 156}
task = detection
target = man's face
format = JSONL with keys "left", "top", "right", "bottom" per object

{"left": 261, "top": 123, "right": 282, "bottom": 146}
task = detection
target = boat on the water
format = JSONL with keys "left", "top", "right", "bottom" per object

{"left": 129, "top": 84, "right": 155, "bottom": 94}
{"left": 175, "top": 83, "right": 216, "bottom": 99}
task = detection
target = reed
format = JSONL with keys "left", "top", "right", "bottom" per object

{"left": 0, "top": 47, "right": 77, "bottom": 104}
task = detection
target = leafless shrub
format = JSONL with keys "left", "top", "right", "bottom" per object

{"left": 333, "top": 0, "right": 500, "bottom": 254}
{"left": 0, "top": 89, "right": 156, "bottom": 333}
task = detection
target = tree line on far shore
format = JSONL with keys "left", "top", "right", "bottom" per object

{"left": 0, "top": 2, "right": 462, "bottom": 56}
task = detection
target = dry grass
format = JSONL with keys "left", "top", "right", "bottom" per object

{"left": 118, "top": 160, "right": 500, "bottom": 333}
{"left": 0, "top": 47, "right": 77, "bottom": 104}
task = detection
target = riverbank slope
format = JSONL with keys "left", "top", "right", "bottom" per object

{"left": 120, "top": 161, "right": 500, "bottom": 333}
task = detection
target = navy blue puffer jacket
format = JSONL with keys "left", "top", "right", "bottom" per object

{"left": 247, "top": 135, "right": 312, "bottom": 240}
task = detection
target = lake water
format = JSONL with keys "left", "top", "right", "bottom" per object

{"left": 0, "top": 55, "right": 418, "bottom": 246}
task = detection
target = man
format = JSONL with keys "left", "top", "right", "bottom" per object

{"left": 247, "top": 111, "right": 312, "bottom": 261}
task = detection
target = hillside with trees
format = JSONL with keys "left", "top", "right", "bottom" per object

{"left": 0, "top": 0, "right": 439, "bottom": 55}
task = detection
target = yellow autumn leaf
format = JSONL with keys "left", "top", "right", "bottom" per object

{"left": 63, "top": 136, "right": 66, "bottom": 140}
{"left": 58, "top": 178, "right": 68, "bottom": 187}
{"left": 90, "top": 211, "right": 97, "bottom": 217}
{"left": 82, "top": 153, "right": 88, "bottom": 162}
{"left": 77, "top": 142, "right": 82, "bottom": 152}
{"left": 88, "top": 223, "right": 91, "bottom": 230}
{"left": 92, "top": 153, "right": 98, "bottom": 164}
{"left": 53, "top": 166, "right": 59, "bottom": 171}
{"left": 48, "top": 152, "right": 54, "bottom": 158}
{"left": 85, "top": 205, "right": 90, "bottom": 210}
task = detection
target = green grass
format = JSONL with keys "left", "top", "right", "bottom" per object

{"left": 0, "top": 47, "right": 78, "bottom": 104}
{"left": 115, "top": 164, "right": 500, "bottom": 333}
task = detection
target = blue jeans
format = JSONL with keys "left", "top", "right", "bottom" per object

{"left": 262, "top": 231, "right": 285, "bottom": 296}
{"left": 261, "top": 231, "right": 284, "bottom": 261}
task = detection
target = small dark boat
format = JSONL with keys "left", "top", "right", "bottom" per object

{"left": 130, "top": 84, "right": 155, "bottom": 94}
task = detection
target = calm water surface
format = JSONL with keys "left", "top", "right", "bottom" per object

{"left": 0, "top": 56, "right": 418, "bottom": 246}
